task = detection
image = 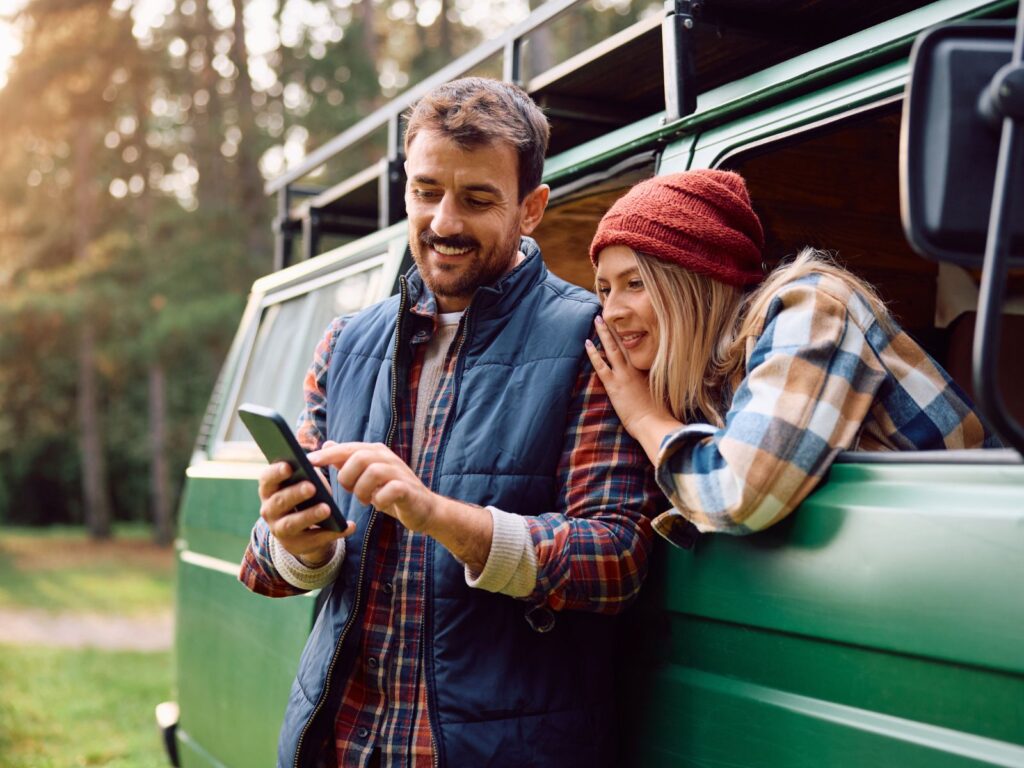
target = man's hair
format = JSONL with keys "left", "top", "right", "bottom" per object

{"left": 404, "top": 77, "right": 550, "bottom": 202}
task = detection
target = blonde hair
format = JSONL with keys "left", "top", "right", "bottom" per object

{"left": 633, "top": 247, "right": 894, "bottom": 426}
{"left": 633, "top": 253, "right": 742, "bottom": 426}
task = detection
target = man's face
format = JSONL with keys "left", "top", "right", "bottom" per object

{"left": 405, "top": 130, "right": 547, "bottom": 312}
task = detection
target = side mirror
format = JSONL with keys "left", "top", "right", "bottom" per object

{"left": 900, "top": 13, "right": 1024, "bottom": 455}
{"left": 900, "top": 21, "right": 1024, "bottom": 267}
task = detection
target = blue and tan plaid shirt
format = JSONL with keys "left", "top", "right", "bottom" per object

{"left": 241, "top": 285, "right": 659, "bottom": 767}
{"left": 652, "top": 272, "right": 1000, "bottom": 542}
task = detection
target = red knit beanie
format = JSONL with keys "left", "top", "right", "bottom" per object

{"left": 589, "top": 170, "right": 765, "bottom": 287}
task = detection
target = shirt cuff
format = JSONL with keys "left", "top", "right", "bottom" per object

{"left": 269, "top": 535, "right": 344, "bottom": 591}
{"left": 465, "top": 506, "right": 537, "bottom": 598}
{"left": 656, "top": 422, "right": 717, "bottom": 465}
{"left": 655, "top": 423, "right": 717, "bottom": 501}
{"left": 651, "top": 507, "right": 702, "bottom": 549}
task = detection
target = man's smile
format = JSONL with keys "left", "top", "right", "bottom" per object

{"left": 432, "top": 243, "right": 474, "bottom": 257}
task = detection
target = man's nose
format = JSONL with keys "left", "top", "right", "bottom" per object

{"left": 430, "top": 194, "right": 463, "bottom": 237}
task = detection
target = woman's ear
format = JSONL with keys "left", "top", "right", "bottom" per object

{"left": 519, "top": 184, "right": 550, "bottom": 235}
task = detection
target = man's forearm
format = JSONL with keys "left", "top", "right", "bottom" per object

{"left": 423, "top": 496, "right": 493, "bottom": 574}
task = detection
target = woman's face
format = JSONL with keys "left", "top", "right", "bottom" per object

{"left": 595, "top": 245, "right": 660, "bottom": 372}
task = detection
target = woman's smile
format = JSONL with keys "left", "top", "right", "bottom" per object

{"left": 615, "top": 330, "right": 649, "bottom": 349}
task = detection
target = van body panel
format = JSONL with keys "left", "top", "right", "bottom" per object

{"left": 687, "top": 64, "right": 908, "bottom": 171}
{"left": 621, "top": 656, "right": 1024, "bottom": 767}
{"left": 175, "top": 472, "right": 314, "bottom": 767}
{"left": 617, "top": 462, "right": 1024, "bottom": 766}
{"left": 663, "top": 462, "right": 1024, "bottom": 673}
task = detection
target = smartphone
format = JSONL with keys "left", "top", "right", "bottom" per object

{"left": 237, "top": 403, "right": 347, "bottom": 532}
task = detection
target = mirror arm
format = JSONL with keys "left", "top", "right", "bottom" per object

{"left": 978, "top": 62, "right": 1024, "bottom": 127}
{"left": 663, "top": 0, "right": 700, "bottom": 122}
{"left": 973, "top": 0, "right": 1024, "bottom": 455}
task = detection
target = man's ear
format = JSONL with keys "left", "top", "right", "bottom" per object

{"left": 519, "top": 184, "right": 550, "bottom": 235}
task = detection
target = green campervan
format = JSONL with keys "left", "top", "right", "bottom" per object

{"left": 161, "top": 0, "right": 1024, "bottom": 765}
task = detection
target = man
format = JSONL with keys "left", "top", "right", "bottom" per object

{"left": 240, "top": 77, "right": 658, "bottom": 768}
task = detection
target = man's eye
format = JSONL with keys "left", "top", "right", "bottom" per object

{"left": 466, "top": 198, "right": 491, "bottom": 209}
{"left": 412, "top": 189, "right": 439, "bottom": 199}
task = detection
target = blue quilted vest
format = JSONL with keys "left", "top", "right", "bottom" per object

{"left": 277, "top": 239, "right": 619, "bottom": 768}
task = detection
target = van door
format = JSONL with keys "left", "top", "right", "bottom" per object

{"left": 617, "top": 75, "right": 1024, "bottom": 766}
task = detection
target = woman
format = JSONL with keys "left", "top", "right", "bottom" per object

{"left": 584, "top": 170, "right": 999, "bottom": 545}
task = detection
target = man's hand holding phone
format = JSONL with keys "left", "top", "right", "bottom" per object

{"left": 258, "top": 461, "right": 355, "bottom": 567}
{"left": 237, "top": 403, "right": 355, "bottom": 567}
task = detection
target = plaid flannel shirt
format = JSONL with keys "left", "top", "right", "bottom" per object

{"left": 241, "top": 286, "right": 658, "bottom": 767}
{"left": 652, "top": 272, "right": 1000, "bottom": 543}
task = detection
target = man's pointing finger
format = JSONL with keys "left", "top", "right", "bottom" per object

{"left": 307, "top": 442, "right": 363, "bottom": 468}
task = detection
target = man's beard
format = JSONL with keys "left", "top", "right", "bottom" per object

{"left": 411, "top": 226, "right": 521, "bottom": 305}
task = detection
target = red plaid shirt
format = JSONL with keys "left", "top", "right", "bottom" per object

{"left": 240, "top": 287, "right": 658, "bottom": 767}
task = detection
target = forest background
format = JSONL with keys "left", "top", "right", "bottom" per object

{"left": 0, "top": 0, "right": 655, "bottom": 542}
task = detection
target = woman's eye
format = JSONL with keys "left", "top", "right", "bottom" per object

{"left": 628, "top": 279, "right": 644, "bottom": 290}
{"left": 597, "top": 286, "right": 610, "bottom": 297}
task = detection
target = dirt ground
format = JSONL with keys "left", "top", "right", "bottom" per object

{"left": 3, "top": 534, "right": 175, "bottom": 572}
{"left": 0, "top": 532, "right": 175, "bottom": 651}
{"left": 0, "top": 607, "right": 173, "bottom": 650}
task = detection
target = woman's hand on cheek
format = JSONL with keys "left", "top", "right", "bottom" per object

{"left": 586, "top": 316, "right": 659, "bottom": 433}
{"left": 585, "top": 316, "right": 683, "bottom": 463}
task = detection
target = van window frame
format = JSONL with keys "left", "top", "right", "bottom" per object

{"left": 208, "top": 247, "right": 405, "bottom": 463}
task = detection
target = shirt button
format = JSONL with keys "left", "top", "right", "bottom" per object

{"left": 382, "top": 582, "right": 394, "bottom": 595}
{"left": 367, "top": 657, "right": 379, "bottom": 669}
{"left": 357, "top": 727, "right": 369, "bottom": 739}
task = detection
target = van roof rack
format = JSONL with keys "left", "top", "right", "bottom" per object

{"left": 266, "top": 0, "right": 937, "bottom": 269}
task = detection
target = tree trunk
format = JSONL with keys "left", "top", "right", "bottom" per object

{"left": 148, "top": 362, "right": 173, "bottom": 545}
{"left": 229, "top": 0, "right": 271, "bottom": 267}
{"left": 132, "top": 77, "right": 174, "bottom": 546}
{"left": 193, "top": 0, "right": 226, "bottom": 210}
{"left": 439, "top": 0, "right": 451, "bottom": 56}
{"left": 73, "top": 126, "right": 112, "bottom": 540}
{"left": 359, "top": 0, "right": 379, "bottom": 72}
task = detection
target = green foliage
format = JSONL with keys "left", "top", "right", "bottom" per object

{"left": 0, "top": 0, "right": 654, "bottom": 533}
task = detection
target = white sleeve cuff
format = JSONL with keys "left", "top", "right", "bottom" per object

{"left": 269, "top": 535, "right": 345, "bottom": 591}
{"left": 465, "top": 506, "right": 537, "bottom": 598}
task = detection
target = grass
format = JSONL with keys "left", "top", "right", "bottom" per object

{"left": 0, "top": 525, "right": 174, "bottom": 615}
{"left": 0, "top": 646, "right": 173, "bottom": 768}
{"left": 0, "top": 525, "right": 175, "bottom": 767}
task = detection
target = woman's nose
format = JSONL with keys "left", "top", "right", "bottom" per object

{"left": 601, "top": 291, "right": 629, "bottom": 323}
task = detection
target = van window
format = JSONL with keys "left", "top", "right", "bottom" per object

{"left": 719, "top": 100, "right": 1024, "bottom": 438}
{"left": 220, "top": 260, "right": 387, "bottom": 451}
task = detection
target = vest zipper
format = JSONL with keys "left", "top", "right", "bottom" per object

{"left": 431, "top": 307, "right": 474, "bottom": 492}
{"left": 292, "top": 276, "right": 409, "bottom": 768}
{"left": 422, "top": 303, "right": 474, "bottom": 768}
